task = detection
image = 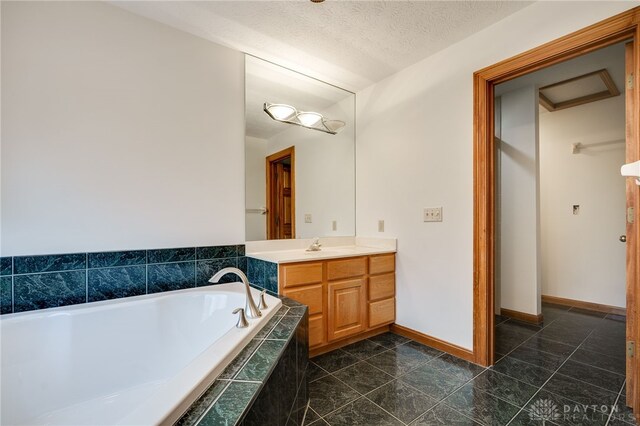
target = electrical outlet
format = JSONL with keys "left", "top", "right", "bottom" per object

{"left": 304, "top": 214, "right": 312, "bottom": 223}
{"left": 424, "top": 207, "right": 443, "bottom": 222}
{"left": 378, "top": 220, "right": 385, "bottom": 232}
{"left": 332, "top": 220, "right": 337, "bottom": 231}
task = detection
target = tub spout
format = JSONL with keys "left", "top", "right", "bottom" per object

{"left": 209, "top": 267, "right": 262, "bottom": 319}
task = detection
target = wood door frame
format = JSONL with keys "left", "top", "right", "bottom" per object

{"left": 266, "top": 146, "right": 296, "bottom": 239}
{"left": 473, "top": 7, "right": 640, "bottom": 408}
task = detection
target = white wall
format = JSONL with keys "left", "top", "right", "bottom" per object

{"left": 356, "top": 1, "right": 634, "bottom": 349}
{"left": 245, "top": 136, "right": 267, "bottom": 241}
{"left": 540, "top": 96, "right": 626, "bottom": 308}
{"left": 267, "top": 97, "right": 356, "bottom": 239}
{"left": 1, "top": 2, "right": 245, "bottom": 256}
{"left": 499, "top": 86, "right": 541, "bottom": 316}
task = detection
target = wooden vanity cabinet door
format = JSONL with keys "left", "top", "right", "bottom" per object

{"left": 327, "top": 257, "right": 366, "bottom": 281}
{"left": 369, "top": 298, "right": 395, "bottom": 327}
{"left": 327, "top": 278, "right": 366, "bottom": 342}
{"left": 282, "top": 284, "right": 323, "bottom": 315}
{"left": 280, "top": 262, "right": 323, "bottom": 288}
{"left": 368, "top": 273, "right": 395, "bottom": 301}
{"left": 309, "top": 315, "right": 325, "bottom": 348}
{"left": 282, "top": 281, "right": 326, "bottom": 348}
{"left": 369, "top": 254, "right": 395, "bottom": 275}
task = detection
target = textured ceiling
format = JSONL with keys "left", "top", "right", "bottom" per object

{"left": 113, "top": 1, "right": 532, "bottom": 92}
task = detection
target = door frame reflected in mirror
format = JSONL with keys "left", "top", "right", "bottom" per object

{"left": 266, "top": 146, "right": 295, "bottom": 240}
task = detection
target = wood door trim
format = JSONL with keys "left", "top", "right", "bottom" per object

{"left": 500, "top": 308, "right": 544, "bottom": 325}
{"left": 265, "top": 146, "right": 295, "bottom": 239}
{"left": 390, "top": 324, "right": 476, "bottom": 363}
{"left": 473, "top": 5, "right": 640, "bottom": 383}
{"left": 541, "top": 295, "right": 626, "bottom": 316}
{"left": 625, "top": 40, "right": 639, "bottom": 406}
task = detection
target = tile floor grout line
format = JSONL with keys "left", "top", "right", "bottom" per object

{"left": 495, "top": 306, "right": 572, "bottom": 359}
{"left": 504, "top": 329, "right": 596, "bottom": 426}
{"left": 361, "top": 394, "right": 412, "bottom": 426}
{"left": 494, "top": 306, "right": 597, "bottom": 368}
{"left": 356, "top": 354, "right": 448, "bottom": 424}
{"left": 409, "top": 365, "right": 490, "bottom": 425}
{"left": 605, "top": 379, "right": 627, "bottom": 426}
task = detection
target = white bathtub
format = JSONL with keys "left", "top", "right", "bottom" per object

{"left": 0, "top": 283, "right": 282, "bottom": 425}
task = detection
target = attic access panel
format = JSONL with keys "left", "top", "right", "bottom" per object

{"left": 539, "top": 69, "right": 620, "bottom": 112}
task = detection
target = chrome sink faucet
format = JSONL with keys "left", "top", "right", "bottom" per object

{"left": 306, "top": 237, "right": 322, "bottom": 252}
{"left": 209, "top": 267, "right": 262, "bottom": 319}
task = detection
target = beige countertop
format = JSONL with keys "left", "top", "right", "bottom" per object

{"left": 245, "top": 237, "right": 396, "bottom": 264}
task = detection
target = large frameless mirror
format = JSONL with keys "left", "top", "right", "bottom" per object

{"left": 245, "top": 56, "right": 356, "bottom": 241}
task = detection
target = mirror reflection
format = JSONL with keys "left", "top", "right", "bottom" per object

{"left": 245, "top": 56, "right": 356, "bottom": 241}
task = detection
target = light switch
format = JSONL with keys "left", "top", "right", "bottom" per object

{"left": 332, "top": 220, "right": 337, "bottom": 231}
{"left": 378, "top": 220, "right": 385, "bottom": 232}
{"left": 424, "top": 207, "right": 443, "bottom": 222}
{"left": 305, "top": 214, "right": 312, "bottom": 223}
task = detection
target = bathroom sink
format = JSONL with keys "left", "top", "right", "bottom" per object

{"left": 303, "top": 248, "right": 356, "bottom": 256}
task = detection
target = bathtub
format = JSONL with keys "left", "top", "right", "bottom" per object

{"left": 1, "top": 283, "right": 282, "bottom": 425}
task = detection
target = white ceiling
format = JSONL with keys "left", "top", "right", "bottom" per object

{"left": 113, "top": 1, "right": 532, "bottom": 92}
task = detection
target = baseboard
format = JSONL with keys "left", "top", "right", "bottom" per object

{"left": 500, "top": 308, "right": 544, "bottom": 325}
{"left": 542, "top": 295, "right": 626, "bottom": 316}
{"left": 390, "top": 324, "right": 476, "bottom": 363}
{"left": 309, "top": 326, "right": 390, "bottom": 358}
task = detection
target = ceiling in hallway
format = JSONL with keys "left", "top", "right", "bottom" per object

{"left": 495, "top": 41, "right": 626, "bottom": 114}
{"left": 113, "top": 1, "right": 532, "bottom": 92}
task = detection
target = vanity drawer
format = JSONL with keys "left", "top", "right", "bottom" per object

{"left": 280, "top": 262, "right": 323, "bottom": 288}
{"left": 369, "top": 298, "right": 395, "bottom": 328}
{"left": 282, "top": 284, "right": 323, "bottom": 315}
{"left": 369, "top": 273, "right": 395, "bottom": 301}
{"left": 309, "top": 314, "right": 325, "bottom": 347}
{"left": 369, "top": 254, "right": 395, "bottom": 275}
{"left": 327, "top": 257, "right": 366, "bottom": 281}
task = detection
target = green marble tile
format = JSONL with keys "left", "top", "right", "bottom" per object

{"left": 236, "top": 340, "right": 287, "bottom": 381}
{"left": 444, "top": 383, "right": 520, "bottom": 426}
{"left": 469, "top": 370, "right": 538, "bottom": 407}
{"left": 176, "top": 380, "right": 228, "bottom": 426}
{"left": 198, "top": 381, "right": 261, "bottom": 426}
{"left": 267, "top": 315, "right": 301, "bottom": 340}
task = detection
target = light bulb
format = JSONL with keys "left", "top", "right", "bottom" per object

{"left": 266, "top": 104, "right": 296, "bottom": 120}
{"left": 297, "top": 112, "right": 322, "bottom": 127}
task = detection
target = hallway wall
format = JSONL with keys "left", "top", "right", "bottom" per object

{"left": 540, "top": 95, "right": 627, "bottom": 308}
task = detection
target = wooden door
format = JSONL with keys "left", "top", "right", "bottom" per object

{"left": 327, "top": 278, "right": 366, "bottom": 342}
{"left": 266, "top": 147, "right": 295, "bottom": 240}
{"left": 625, "top": 40, "right": 640, "bottom": 409}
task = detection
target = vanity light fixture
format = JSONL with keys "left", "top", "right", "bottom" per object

{"left": 263, "top": 102, "right": 345, "bottom": 135}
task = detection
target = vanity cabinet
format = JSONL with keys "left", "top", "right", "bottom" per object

{"left": 279, "top": 253, "right": 395, "bottom": 353}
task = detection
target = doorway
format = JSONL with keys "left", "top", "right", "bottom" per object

{"left": 472, "top": 7, "right": 640, "bottom": 413}
{"left": 266, "top": 146, "right": 295, "bottom": 239}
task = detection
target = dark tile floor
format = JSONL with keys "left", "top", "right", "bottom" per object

{"left": 304, "top": 304, "right": 635, "bottom": 425}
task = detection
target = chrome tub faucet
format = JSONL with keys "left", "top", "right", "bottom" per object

{"left": 209, "top": 267, "right": 262, "bottom": 319}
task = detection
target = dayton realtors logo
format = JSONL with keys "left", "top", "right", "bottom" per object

{"left": 529, "top": 399, "right": 561, "bottom": 424}
{"left": 528, "top": 397, "right": 633, "bottom": 423}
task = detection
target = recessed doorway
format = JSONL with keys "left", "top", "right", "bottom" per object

{"left": 266, "top": 146, "right": 295, "bottom": 239}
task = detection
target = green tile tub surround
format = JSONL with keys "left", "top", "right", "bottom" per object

{"left": 176, "top": 296, "right": 309, "bottom": 426}
{"left": 1, "top": 244, "right": 246, "bottom": 314}
{"left": 247, "top": 258, "right": 278, "bottom": 294}
{"left": 1, "top": 257, "right": 12, "bottom": 276}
